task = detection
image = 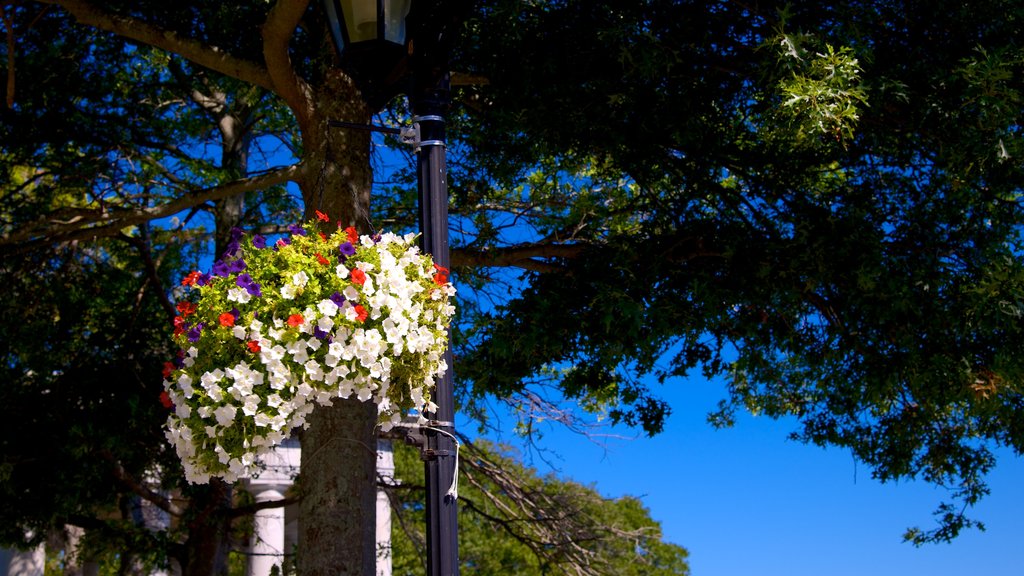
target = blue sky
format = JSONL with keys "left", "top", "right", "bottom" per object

{"left": 473, "top": 374, "right": 1024, "bottom": 576}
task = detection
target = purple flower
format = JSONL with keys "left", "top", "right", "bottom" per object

{"left": 330, "top": 291, "right": 346, "bottom": 307}
{"left": 211, "top": 260, "right": 231, "bottom": 277}
{"left": 252, "top": 234, "right": 267, "bottom": 249}
{"left": 223, "top": 243, "right": 237, "bottom": 258}
{"left": 187, "top": 323, "right": 204, "bottom": 343}
{"left": 313, "top": 326, "right": 330, "bottom": 340}
{"left": 230, "top": 308, "right": 241, "bottom": 320}
{"left": 371, "top": 233, "right": 382, "bottom": 244}
{"left": 220, "top": 229, "right": 245, "bottom": 258}
{"left": 338, "top": 242, "right": 356, "bottom": 259}
{"left": 228, "top": 259, "right": 247, "bottom": 273}
{"left": 236, "top": 273, "right": 262, "bottom": 297}
{"left": 196, "top": 273, "right": 212, "bottom": 287}
{"left": 288, "top": 223, "right": 307, "bottom": 236}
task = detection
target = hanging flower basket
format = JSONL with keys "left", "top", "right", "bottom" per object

{"left": 162, "top": 213, "right": 456, "bottom": 484}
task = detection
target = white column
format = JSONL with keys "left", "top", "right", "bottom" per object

{"left": 249, "top": 487, "right": 287, "bottom": 576}
{"left": 376, "top": 440, "right": 395, "bottom": 576}
{"left": 244, "top": 437, "right": 300, "bottom": 576}
{"left": 0, "top": 545, "right": 44, "bottom": 576}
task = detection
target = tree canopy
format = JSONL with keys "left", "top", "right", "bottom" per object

{"left": 0, "top": 2, "right": 1022, "bottom": 572}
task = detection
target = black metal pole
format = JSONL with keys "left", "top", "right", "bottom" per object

{"left": 414, "top": 72, "right": 459, "bottom": 576}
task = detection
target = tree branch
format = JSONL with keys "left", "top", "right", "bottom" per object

{"left": 452, "top": 243, "right": 586, "bottom": 273}
{"left": 1, "top": 164, "right": 306, "bottom": 252}
{"left": 228, "top": 496, "right": 301, "bottom": 519}
{"left": 261, "top": 0, "right": 315, "bottom": 135}
{"left": 98, "top": 449, "right": 184, "bottom": 517}
{"left": 40, "top": 0, "right": 275, "bottom": 91}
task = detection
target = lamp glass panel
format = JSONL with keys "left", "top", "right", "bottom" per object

{"left": 342, "top": 0, "right": 379, "bottom": 42}
{"left": 383, "top": 0, "right": 412, "bottom": 44}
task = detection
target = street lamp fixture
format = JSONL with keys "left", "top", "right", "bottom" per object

{"left": 322, "top": 0, "right": 415, "bottom": 109}
{"left": 321, "top": 1, "right": 460, "bottom": 575}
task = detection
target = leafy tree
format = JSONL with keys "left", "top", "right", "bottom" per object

{"left": 0, "top": 3, "right": 1022, "bottom": 575}
{"left": 388, "top": 440, "right": 689, "bottom": 576}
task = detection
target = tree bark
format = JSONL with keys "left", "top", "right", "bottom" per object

{"left": 296, "top": 69, "right": 378, "bottom": 576}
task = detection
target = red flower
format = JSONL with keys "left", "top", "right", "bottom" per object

{"left": 176, "top": 301, "right": 197, "bottom": 317}
{"left": 354, "top": 305, "right": 368, "bottom": 322}
{"left": 315, "top": 210, "right": 330, "bottom": 222}
{"left": 219, "top": 312, "right": 235, "bottom": 327}
{"left": 345, "top": 226, "right": 359, "bottom": 244}
{"left": 173, "top": 316, "right": 186, "bottom": 336}
{"left": 162, "top": 361, "right": 175, "bottom": 379}
{"left": 181, "top": 271, "right": 201, "bottom": 286}
{"left": 247, "top": 340, "right": 262, "bottom": 353}
{"left": 287, "top": 314, "right": 305, "bottom": 327}
{"left": 433, "top": 263, "right": 450, "bottom": 273}
{"left": 316, "top": 252, "right": 330, "bottom": 266}
{"left": 319, "top": 232, "right": 328, "bottom": 242}
{"left": 350, "top": 268, "right": 366, "bottom": 285}
{"left": 159, "top": 390, "right": 174, "bottom": 409}
{"left": 433, "top": 272, "right": 448, "bottom": 286}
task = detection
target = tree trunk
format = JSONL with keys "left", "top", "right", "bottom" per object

{"left": 297, "top": 70, "right": 378, "bottom": 576}
{"left": 181, "top": 480, "right": 232, "bottom": 576}
{"left": 299, "top": 399, "right": 379, "bottom": 576}
{"left": 181, "top": 94, "right": 253, "bottom": 576}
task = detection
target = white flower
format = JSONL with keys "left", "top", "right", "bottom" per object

{"left": 318, "top": 298, "right": 339, "bottom": 317}
{"left": 317, "top": 315, "right": 335, "bottom": 334}
{"left": 336, "top": 263, "right": 350, "bottom": 278}
{"left": 292, "top": 271, "right": 309, "bottom": 287}
{"left": 280, "top": 283, "right": 298, "bottom": 300}
{"left": 307, "top": 336, "right": 322, "bottom": 351}
{"left": 343, "top": 285, "right": 360, "bottom": 301}
{"left": 214, "top": 405, "right": 237, "bottom": 427}
{"left": 304, "top": 360, "right": 324, "bottom": 381}
{"left": 227, "top": 287, "right": 252, "bottom": 303}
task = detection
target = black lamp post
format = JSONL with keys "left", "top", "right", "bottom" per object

{"left": 321, "top": 1, "right": 459, "bottom": 575}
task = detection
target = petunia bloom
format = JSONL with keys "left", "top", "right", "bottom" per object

{"left": 211, "top": 260, "right": 231, "bottom": 277}
{"left": 177, "top": 301, "right": 198, "bottom": 316}
{"left": 252, "top": 234, "right": 267, "bottom": 249}
{"left": 316, "top": 253, "right": 330, "bottom": 266}
{"left": 329, "top": 291, "right": 346, "bottom": 307}
{"left": 181, "top": 271, "right": 202, "bottom": 286}
{"left": 354, "top": 305, "right": 368, "bottom": 323}
{"left": 315, "top": 210, "right": 330, "bottom": 222}
{"left": 219, "top": 313, "right": 236, "bottom": 327}
{"left": 173, "top": 316, "right": 187, "bottom": 336}
{"left": 247, "top": 340, "right": 261, "bottom": 353}
{"left": 350, "top": 269, "right": 366, "bottom": 285}
{"left": 287, "top": 314, "right": 304, "bottom": 327}
{"left": 345, "top": 226, "right": 358, "bottom": 244}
